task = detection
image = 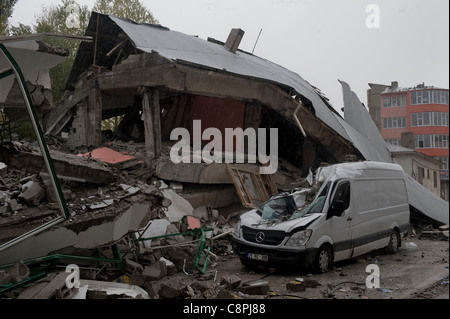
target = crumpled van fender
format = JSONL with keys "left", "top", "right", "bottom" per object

{"left": 313, "top": 235, "right": 334, "bottom": 249}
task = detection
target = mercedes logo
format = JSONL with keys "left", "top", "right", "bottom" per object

{"left": 255, "top": 232, "right": 265, "bottom": 243}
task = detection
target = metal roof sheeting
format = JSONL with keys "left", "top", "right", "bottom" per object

{"left": 108, "top": 15, "right": 352, "bottom": 142}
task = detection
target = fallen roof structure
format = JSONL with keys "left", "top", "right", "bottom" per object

{"left": 340, "top": 81, "right": 449, "bottom": 226}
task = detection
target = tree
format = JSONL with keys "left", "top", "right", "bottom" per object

{"left": 33, "top": 0, "right": 91, "bottom": 101}
{"left": 0, "top": 0, "right": 18, "bottom": 35}
{"left": 93, "top": 0, "right": 158, "bottom": 24}
{"left": 9, "top": 23, "right": 32, "bottom": 36}
{"left": 23, "top": 0, "right": 158, "bottom": 102}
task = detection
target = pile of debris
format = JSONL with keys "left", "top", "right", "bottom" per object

{"left": 0, "top": 139, "right": 242, "bottom": 299}
{"left": 418, "top": 224, "right": 449, "bottom": 241}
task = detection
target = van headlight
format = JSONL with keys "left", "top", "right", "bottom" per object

{"left": 233, "top": 220, "right": 241, "bottom": 238}
{"left": 285, "top": 230, "right": 312, "bottom": 246}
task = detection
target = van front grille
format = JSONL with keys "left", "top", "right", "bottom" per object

{"left": 242, "top": 226, "right": 286, "bottom": 246}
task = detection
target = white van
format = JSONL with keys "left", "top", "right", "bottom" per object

{"left": 231, "top": 161, "right": 410, "bottom": 273}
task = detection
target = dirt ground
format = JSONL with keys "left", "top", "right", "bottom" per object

{"left": 157, "top": 236, "right": 449, "bottom": 300}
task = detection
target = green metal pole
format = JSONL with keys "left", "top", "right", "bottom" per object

{"left": 0, "top": 43, "right": 71, "bottom": 253}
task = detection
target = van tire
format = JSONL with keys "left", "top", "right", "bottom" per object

{"left": 313, "top": 245, "right": 333, "bottom": 273}
{"left": 385, "top": 229, "right": 400, "bottom": 254}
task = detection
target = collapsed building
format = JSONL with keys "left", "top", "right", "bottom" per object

{"left": 0, "top": 12, "right": 448, "bottom": 298}
{"left": 39, "top": 13, "right": 374, "bottom": 207}
{"left": 43, "top": 12, "right": 447, "bottom": 222}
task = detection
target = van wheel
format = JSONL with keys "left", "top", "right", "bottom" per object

{"left": 385, "top": 229, "right": 400, "bottom": 254}
{"left": 313, "top": 245, "right": 333, "bottom": 273}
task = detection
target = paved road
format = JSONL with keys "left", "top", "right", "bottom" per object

{"left": 213, "top": 237, "right": 449, "bottom": 299}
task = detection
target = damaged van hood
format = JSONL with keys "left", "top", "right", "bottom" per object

{"left": 240, "top": 209, "right": 322, "bottom": 233}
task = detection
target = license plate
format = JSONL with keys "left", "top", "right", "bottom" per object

{"left": 247, "top": 253, "right": 269, "bottom": 262}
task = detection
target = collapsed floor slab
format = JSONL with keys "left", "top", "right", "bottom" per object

{"left": 0, "top": 144, "right": 115, "bottom": 184}
{"left": 0, "top": 195, "right": 154, "bottom": 265}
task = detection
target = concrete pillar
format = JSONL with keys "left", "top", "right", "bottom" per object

{"left": 142, "top": 88, "right": 162, "bottom": 159}
{"left": 87, "top": 88, "right": 103, "bottom": 147}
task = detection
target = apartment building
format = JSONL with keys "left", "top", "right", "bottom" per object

{"left": 368, "top": 82, "right": 449, "bottom": 200}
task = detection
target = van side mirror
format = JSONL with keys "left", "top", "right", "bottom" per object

{"left": 330, "top": 200, "right": 345, "bottom": 217}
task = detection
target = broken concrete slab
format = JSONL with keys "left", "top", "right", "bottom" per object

{"left": 160, "top": 257, "right": 176, "bottom": 276}
{"left": 301, "top": 278, "right": 321, "bottom": 288}
{"left": 138, "top": 218, "right": 171, "bottom": 249}
{"left": 202, "top": 285, "right": 224, "bottom": 299}
{"left": 2, "top": 148, "right": 115, "bottom": 185}
{"left": 0, "top": 191, "right": 7, "bottom": 203}
{"left": 89, "top": 198, "right": 114, "bottom": 210}
{"left": 161, "top": 189, "right": 193, "bottom": 223}
{"left": 0, "top": 162, "right": 6, "bottom": 177}
{"left": 192, "top": 205, "right": 214, "bottom": 221}
{"left": 169, "top": 182, "right": 183, "bottom": 193}
{"left": 286, "top": 280, "right": 306, "bottom": 292}
{"left": 220, "top": 274, "right": 241, "bottom": 290}
{"left": 128, "top": 274, "right": 153, "bottom": 287}
{"left": 72, "top": 279, "right": 150, "bottom": 299}
{"left": 18, "top": 180, "right": 45, "bottom": 206}
{"left": 182, "top": 185, "right": 235, "bottom": 209}
{"left": 164, "top": 223, "right": 186, "bottom": 245}
{"left": 239, "top": 280, "right": 269, "bottom": 295}
{"left": 22, "top": 272, "right": 75, "bottom": 299}
{"left": 0, "top": 198, "right": 155, "bottom": 265}
{"left": 0, "top": 205, "right": 9, "bottom": 216}
{"left": 124, "top": 258, "right": 144, "bottom": 275}
{"left": 120, "top": 184, "right": 140, "bottom": 196}
{"left": 190, "top": 280, "right": 217, "bottom": 293}
{"left": 0, "top": 260, "right": 30, "bottom": 285}
{"left": 158, "top": 279, "right": 187, "bottom": 299}
{"left": 6, "top": 260, "right": 30, "bottom": 283}
{"left": 142, "top": 259, "right": 167, "bottom": 280}
{"left": 7, "top": 198, "right": 23, "bottom": 212}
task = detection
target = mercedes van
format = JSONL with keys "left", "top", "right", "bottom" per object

{"left": 231, "top": 161, "right": 410, "bottom": 273}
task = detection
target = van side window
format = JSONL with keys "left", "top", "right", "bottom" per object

{"left": 332, "top": 181, "right": 351, "bottom": 210}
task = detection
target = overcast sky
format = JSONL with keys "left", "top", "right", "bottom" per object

{"left": 9, "top": 0, "right": 450, "bottom": 113}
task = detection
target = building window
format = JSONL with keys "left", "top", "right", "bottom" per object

{"left": 382, "top": 95, "right": 406, "bottom": 108}
{"left": 383, "top": 117, "right": 407, "bottom": 129}
{"left": 415, "top": 134, "right": 449, "bottom": 149}
{"left": 432, "top": 90, "right": 449, "bottom": 104}
{"left": 435, "top": 156, "right": 449, "bottom": 170}
{"left": 411, "top": 112, "right": 449, "bottom": 127}
{"left": 434, "top": 135, "right": 448, "bottom": 148}
{"left": 385, "top": 138, "right": 401, "bottom": 146}
{"left": 411, "top": 90, "right": 449, "bottom": 105}
{"left": 434, "top": 171, "right": 438, "bottom": 188}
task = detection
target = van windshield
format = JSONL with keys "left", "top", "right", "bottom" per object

{"left": 259, "top": 195, "right": 299, "bottom": 221}
{"left": 290, "top": 181, "right": 331, "bottom": 219}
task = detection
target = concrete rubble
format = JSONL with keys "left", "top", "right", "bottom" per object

{"left": 0, "top": 138, "right": 244, "bottom": 299}
{"left": 1, "top": 142, "right": 446, "bottom": 300}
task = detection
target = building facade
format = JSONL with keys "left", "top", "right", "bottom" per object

{"left": 386, "top": 144, "right": 442, "bottom": 198}
{"left": 368, "top": 82, "right": 449, "bottom": 201}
